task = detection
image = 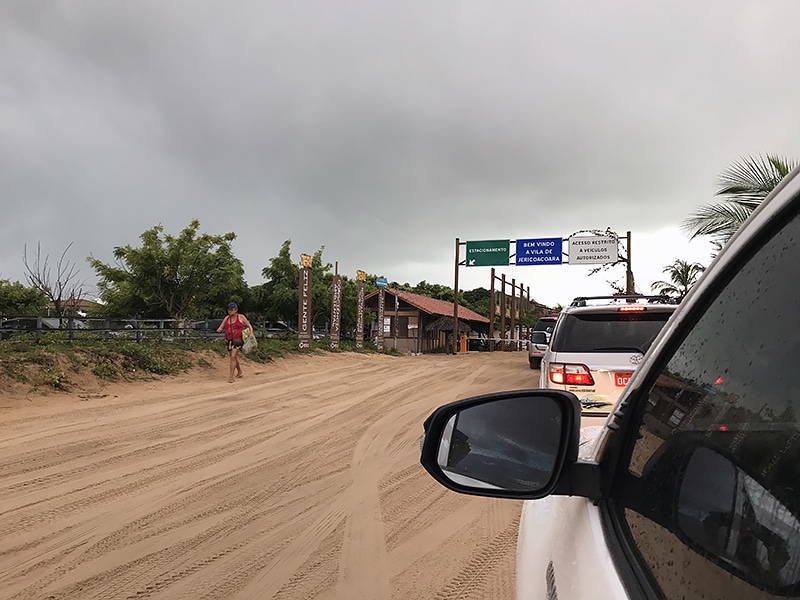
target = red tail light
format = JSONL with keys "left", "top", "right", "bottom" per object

{"left": 549, "top": 363, "right": 595, "bottom": 386}
{"left": 618, "top": 306, "right": 646, "bottom": 312}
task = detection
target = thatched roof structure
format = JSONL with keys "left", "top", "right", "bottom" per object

{"left": 424, "top": 315, "right": 473, "bottom": 334}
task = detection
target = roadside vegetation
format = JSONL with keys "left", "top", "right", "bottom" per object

{"left": 0, "top": 333, "right": 381, "bottom": 394}
{"left": 2, "top": 221, "right": 495, "bottom": 334}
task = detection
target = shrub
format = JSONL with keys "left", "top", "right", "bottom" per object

{"left": 92, "top": 362, "right": 121, "bottom": 381}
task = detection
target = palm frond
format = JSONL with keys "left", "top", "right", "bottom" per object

{"left": 682, "top": 202, "right": 754, "bottom": 241}
{"left": 716, "top": 154, "right": 798, "bottom": 201}
{"left": 651, "top": 259, "right": 706, "bottom": 299}
{"left": 650, "top": 281, "right": 679, "bottom": 296}
{"left": 684, "top": 153, "right": 797, "bottom": 250}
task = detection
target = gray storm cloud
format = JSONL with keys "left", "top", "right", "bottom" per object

{"left": 1, "top": 1, "right": 798, "bottom": 304}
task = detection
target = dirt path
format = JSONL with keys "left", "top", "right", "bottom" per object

{"left": 0, "top": 351, "right": 537, "bottom": 599}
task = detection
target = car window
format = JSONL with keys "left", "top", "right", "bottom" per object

{"left": 550, "top": 312, "right": 670, "bottom": 353}
{"left": 619, "top": 207, "right": 800, "bottom": 599}
{"left": 533, "top": 318, "right": 557, "bottom": 332}
{"left": 9, "top": 318, "right": 36, "bottom": 330}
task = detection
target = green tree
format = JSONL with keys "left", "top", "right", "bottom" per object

{"left": 0, "top": 280, "right": 49, "bottom": 315}
{"left": 683, "top": 155, "right": 798, "bottom": 249}
{"left": 258, "top": 240, "right": 338, "bottom": 330}
{"left": 650, "top": 259, "right": 706, "bottom": 301}
{"left": 461, "top": 287, "right": 491, "bottom": 317}
{"left": 411, "top": 280, "right": 454, "bottom": 302}
{"left": 255, "top": 240, "right": 298, "bottom": 323}
{"left": 89, "top": 220, "right": 247, "bottom": 320}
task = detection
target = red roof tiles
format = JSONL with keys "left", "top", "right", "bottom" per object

{"left": 366, "top": 289, "right": 489, "bottom": 323}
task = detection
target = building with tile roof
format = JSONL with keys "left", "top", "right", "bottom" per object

{"left": 364, "top": 289, "right": 490, "bottom": 353}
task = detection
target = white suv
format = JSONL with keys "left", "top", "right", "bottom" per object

{"left": 539, "top": 295, "right": 676, "bottom": 412}
{"left": 421, "top": 164, "right": 800, "bottom": 599}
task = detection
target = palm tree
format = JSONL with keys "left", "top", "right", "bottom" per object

{"left": 650, "top": 260, "right": 706, "bottom": 301}
{"left": 683, "top": 154, "right": 798, "bottom": 249}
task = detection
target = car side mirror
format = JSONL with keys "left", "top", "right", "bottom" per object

{"left": 628, "top": 436, "right": 800, "bottom": 594}
{"left": 677, "top": 446, "right": 800, "bottom": 592}
{"left": 530, "top": 331, "right": 548, "bottom": 345}
{"left": 420, "top": 390, "right": 581, "bottom": 499}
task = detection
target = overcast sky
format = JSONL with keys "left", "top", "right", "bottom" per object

{"left": 2, "top": 1, "right": 798, "bottom": 308}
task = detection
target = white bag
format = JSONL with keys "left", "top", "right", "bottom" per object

{"left": 242, "top": 328, "right": 257, "bottom": 354}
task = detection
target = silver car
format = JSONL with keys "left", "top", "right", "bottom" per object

{"left": 539, "top": 296, "right": 676, "bottom": 411}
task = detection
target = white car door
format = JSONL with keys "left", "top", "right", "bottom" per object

{"left": 516, "top": 425, "right": 629, "bottom": 599}
{"left": 517, "top": 498, "right": 628, "bottom": 599}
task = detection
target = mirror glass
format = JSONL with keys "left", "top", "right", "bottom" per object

{"left": 435, "top": 396, "right": 563, "bottom": 492}
{"left": 530, "top": 331, "right": 548, "bottom": 344}
{"left": 678, "top": 446, "right": 800, "bottom": 589}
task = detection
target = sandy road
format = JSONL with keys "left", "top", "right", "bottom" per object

{"left": 0, "top": 351, "right": 543, "bottom": 600}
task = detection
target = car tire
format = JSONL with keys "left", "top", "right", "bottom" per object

{"left": 529, "top": 357, "right": 541, "bottom": 370}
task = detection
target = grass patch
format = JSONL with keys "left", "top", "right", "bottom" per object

{"left": 0, "top": 331, "right": 389, "bottom": 394}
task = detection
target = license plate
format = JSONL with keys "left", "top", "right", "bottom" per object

{"left": 615, "top": 372, "right": 633, "bottom": 387}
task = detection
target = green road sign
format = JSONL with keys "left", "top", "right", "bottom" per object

{"left": 465, "top": 240, "right": 510, "bottom": 267}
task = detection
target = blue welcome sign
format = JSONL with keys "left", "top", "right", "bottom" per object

{"left": 515, "top": 238, "right": 563, "bottom": 265}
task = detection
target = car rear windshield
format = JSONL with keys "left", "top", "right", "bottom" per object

{"left": 550, "top": 312, "right": 671, "bottom": 353}
{"left": 533, "top": 318, "right": 557, "bottom": 332}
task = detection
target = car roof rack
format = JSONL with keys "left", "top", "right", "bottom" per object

{"left": 569, "top": 294, "right": 673, "bottom": 307}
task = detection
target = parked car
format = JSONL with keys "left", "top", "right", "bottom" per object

{"left": 421, "top": 165, "right": 800, "bottom": 599}
{"left": 255, "top": 321, "right": 297, "bottom": 338}
{"left": 539, "top": 296, "right": 676, "bottom": 411}
{"left": 0, "top": 317, "right": 89, "bottom": 340}
{"left": 527, "top": 316, "right": 558, "bottom": 369}
{"left": 191, "top": 319, "right": 226, "bottom": 339}
{"left": 87, "top": 319, "right": 139, "bottom": 339}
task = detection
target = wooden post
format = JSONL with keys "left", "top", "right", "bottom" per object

{"left": 394, "top": 289, "right": 399, "bottom": 350}
{"left": 510, "top": 278, "right": 517, "bottom": 351}
{"left": 453, "top": 238, "right": 460, "bottom": 354}
{"left": 500, "top": 274, "right": 506, "bottom": 351}
{"left": 489, "top": 268, "right": 496, "bottom": 351}
{"left": 355, "top": 270, "right": 366, "bottom": 349}
{"left": 626, "top": 231, "right": 635, "bottom": 294}
{"left": 377, "top": 288, "right": 385, "bottom": 351}
{"left": 518, "top": 284, "right": 525, "bottom": 347}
